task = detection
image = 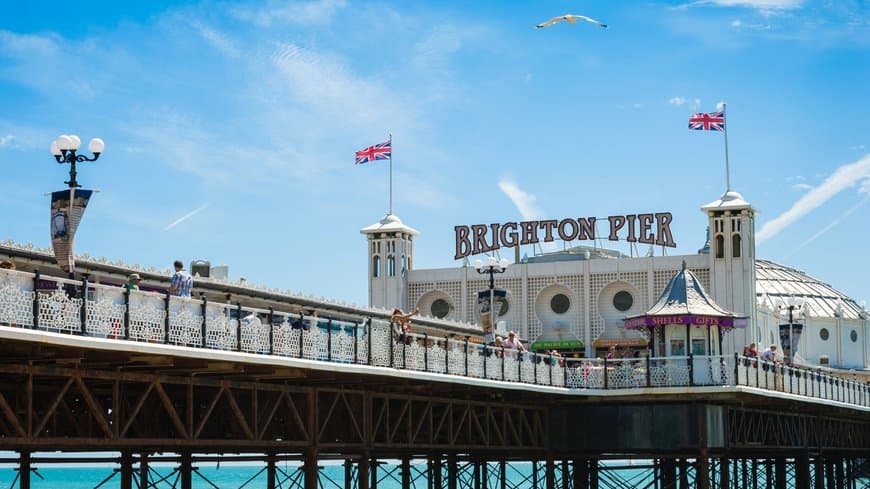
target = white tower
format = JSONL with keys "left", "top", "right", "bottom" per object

{"left": 361, "top": 214, "right": 419, "bottom": 310}
{"left": 701, "top": 190, "right": 758, "bottom": 354}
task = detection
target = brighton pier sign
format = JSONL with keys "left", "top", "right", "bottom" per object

{"left": 454, "top": 213, "right": 676, "bottom": 260}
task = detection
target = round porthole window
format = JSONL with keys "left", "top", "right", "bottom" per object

{"left": 551, "top": 294, "right": 570, "bottom": 314}
{"left": 430, "top": 299, "right": 451, "bottom": 319}
{"left": 850, "top": 330, "right": 858, "bottom": 343}
{"left": 820, "top": 328, "right": 829, "bottom": 341}
{"left": 613, "top": 291, "right": 633, "bottom": 312}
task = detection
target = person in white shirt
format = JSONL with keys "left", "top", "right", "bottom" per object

{"left": 761, "top": 345, "right": 777, "bottom": 363}
{"left": 502, "top": 331, "right": 526, "bottom": 359}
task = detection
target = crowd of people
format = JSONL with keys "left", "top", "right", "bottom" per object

{"left": 741, "top": 342, "right": 781, "bottom": 365}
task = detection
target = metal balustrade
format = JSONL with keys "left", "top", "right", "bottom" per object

{"left": 0, "top": 268, "right": 867, "bottom": 408}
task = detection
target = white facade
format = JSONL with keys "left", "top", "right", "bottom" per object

{"left": 363, "top": 191, "right": 870, "bottom": 370}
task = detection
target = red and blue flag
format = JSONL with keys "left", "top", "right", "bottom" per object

{"left": 688, "top": 111, "right": 726, "bottom": 131}
{"left": 355, "top": 140, "right": 392, "bottom": 165}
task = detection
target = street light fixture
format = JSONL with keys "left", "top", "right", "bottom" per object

{"left": 776, "top": 297, "right": 806, "bottom": 364}
{"left": 474, "top": 256, "right": 510, "bottom": 342}
{"left": 51, "top": 134, "right": 104, "bottom": 188}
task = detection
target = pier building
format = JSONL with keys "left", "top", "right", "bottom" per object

{"left": 366, "top": 190, "right": 869, "bottom": 375}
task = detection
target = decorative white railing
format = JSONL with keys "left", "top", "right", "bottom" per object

{"left": 0, "top": 268, "right": 867, "bottom": 408}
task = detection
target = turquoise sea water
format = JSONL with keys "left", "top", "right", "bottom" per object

{"left": 0, "top": 462, "right": 627, "bottom": 489}
{"left": 1, "top": 465, "right": 316, "bottom": 489}
{"left": 1, "top": 463, "right": 546, "bottom": 489}
{"left": 1, "top": 462, "right": 865, "bottom": 488}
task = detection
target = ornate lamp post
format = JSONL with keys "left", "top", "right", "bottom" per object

{"left": 50, "top": 134, "right": 104, "bottom": 188}
{"left": 474, "top": 256, "right": 510, "bottom": 341}
{"left": 777, "top": 297, "right": 806, "bottom": 364}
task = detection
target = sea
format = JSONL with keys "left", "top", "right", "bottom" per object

{"left": 0, "top": 460, "right": 652, "bottom": 488}
{"left": 1, "top": 460, "right": 864, "bottom": 488}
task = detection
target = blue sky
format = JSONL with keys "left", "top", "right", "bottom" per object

{"left": 0, "top": 0, "right": 867, "bottom": 309}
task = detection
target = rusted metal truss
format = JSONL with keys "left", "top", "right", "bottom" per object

{"left": 0, "top": 363, "right": 547, "bottom": 454}
{"left": 726, "top": 406, "right": 870, "bottom": 451}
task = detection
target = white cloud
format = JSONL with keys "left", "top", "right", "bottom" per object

{"left": 633, "top": 103, "right": 643, "bottom": 109}
{"left": 731, "top": 19, "right": 743, "bottom": 27}
{"left": 411, "top": 23, "right": 489, "bottom": 81}
{"left": 791, "top": 183, "right": 812, "bottom": 191}
{"left": 0, "top": 30, "right": 58, "bottom": 57}
{"left": 716, "top": 101, "right": 726, "bottom": 111}
{"left": 192, "top": 22, "right": 240, "bottom": 58}
{"left": 269, "top": 42, "right": 411, "bottom": 129}
{"left": 231, "top": 0, "right": 347, "bottom": 26}
{"left": 669, "top": 97, "right": 702, "bottom": 110}
{"left": 163, "top": 203, "right": 209, "bottom": 231}
{"left": 786, "top": 196, "right": 869, "bottom": 256}
{"left": 678, "top": 0, "right": 803, "bottom": 10}
{"left": 707, "top": 0, "right": 802, "bottom": 8}
{"left": 0, "top": 135, "right": 14, "bottom": 147}
{"left": 497, "top": 179, "right": 543, "bottom": 220}
{"left": 757, "top": 154, "right": 870, "bottom": 243}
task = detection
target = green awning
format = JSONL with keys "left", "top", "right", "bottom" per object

{"left": 530, "top": 339, "right": 584, "bottom": 350}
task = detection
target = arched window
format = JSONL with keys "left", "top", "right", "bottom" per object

{"left": 715, "top": 234, "right": 725, "bottom": 259}
{"left": 372, "top": 256, "right": 381, "bottom": 278}
{"left": 387, "top": 256, "right": 396, "bottom": 277}
{"left": 732, "top": 233, "right": 741, "bottom": 258}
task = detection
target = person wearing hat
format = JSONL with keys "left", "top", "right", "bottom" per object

{"left": 126, "top": 273, "right": 142, "bottom": 291}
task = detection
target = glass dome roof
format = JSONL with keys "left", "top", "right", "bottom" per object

{"left": 756, "top": 259, "right": 867, "bottom": 320}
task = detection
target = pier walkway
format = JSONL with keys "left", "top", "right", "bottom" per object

{"left": 0, "top": 267, "right": 868, "bottom": 488}
{"left": 0, "top": 268, "right": 866, "bottom": 409}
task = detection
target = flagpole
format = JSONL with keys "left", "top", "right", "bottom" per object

{"left": 723, "top": 103, "right": 731, "bottom": 192}
{"left": 389, "top": 132, "right": 393, "bottom": 215}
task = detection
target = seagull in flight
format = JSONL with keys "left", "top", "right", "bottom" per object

{"left": 536, "top": 14, "right": 607, "bottom": 29}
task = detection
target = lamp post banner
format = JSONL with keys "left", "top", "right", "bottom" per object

{"left": 478, "top": 289, "right": 506, "bottom": 342}
{"left": 50, "top": 188, "right": 93, "bottom": 274}
{"left": 779, "top": 323, "right": 803, "bottom": 361}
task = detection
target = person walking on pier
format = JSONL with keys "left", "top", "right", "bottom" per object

{"left": 168, "top": 260, "right": 193, "bottom": 297}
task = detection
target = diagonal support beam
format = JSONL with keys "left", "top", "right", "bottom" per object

{"left": 224, "top": 386, "right": 254, "bottom": 440}
{"left": 121, "top": 382, "right": 154, "bottom": 438}
{"left": 411, "top": 401, "right": 432, "bottom": 445}
{"left": 317, "top": 391, "right": 343, "bottom": 443}
{"left": 195, "top": 385, "right": 226, "bottom": 439}
{"left": 389, "top": 399, "right": 411, "bottom": 444}
{"left": 74, "top": 375, "right": 114, "bottom": 438}
{"left": 0, "top": 390, "right": 26, "bottom": 438}
{"left": 339, "top": 391, "right": 364, "bottom": 442}
{"left": 34, "top": 376, "right": 75, "bottom": 437}
{"left": 258, "top": 391, "right": 285, "bottom": 441}
{"left": 284, "top": 392, "right": 310, "bottom": 442}
{"left": 154, "top": 381, "right": 189, "bottom": 439}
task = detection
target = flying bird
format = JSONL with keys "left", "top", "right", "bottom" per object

{"left": 536, "top": 14, "right": 607, "bottom": 29}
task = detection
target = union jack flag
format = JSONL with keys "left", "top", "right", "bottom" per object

{"left": 688, "top": 111, "right": 726, "bottom": 131}
{"left": 355, "top": 140, "right": 391, "bottom": 165}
